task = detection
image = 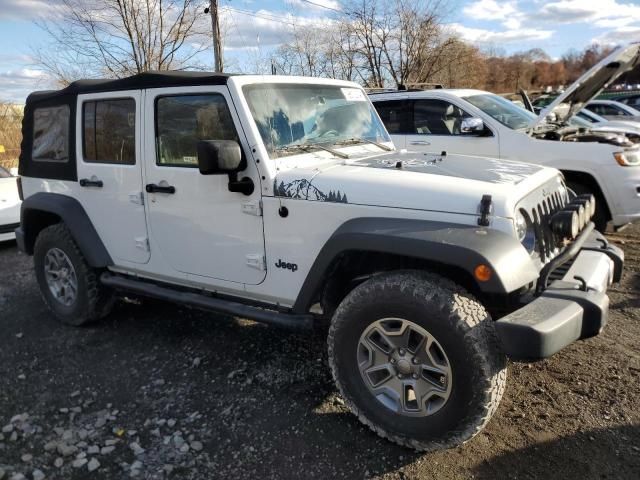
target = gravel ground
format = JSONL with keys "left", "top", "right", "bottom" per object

{"left": 0, "top": 225, "right": 639, "bottom": 480}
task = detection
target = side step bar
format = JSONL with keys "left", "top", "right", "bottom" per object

{"left": 100, "top": 273, "right": 314, "bottom": 331}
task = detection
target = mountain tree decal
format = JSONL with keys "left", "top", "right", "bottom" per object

{"left": 274, "top": 178, "right": 348, "bottom": 203}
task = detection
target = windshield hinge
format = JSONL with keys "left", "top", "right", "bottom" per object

{"left": 242, "top": 199, "right": 263, "bottom": 217}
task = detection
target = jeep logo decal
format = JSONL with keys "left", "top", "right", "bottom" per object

{"left": 275, "top": 259, "right": 298, "bottom": 272}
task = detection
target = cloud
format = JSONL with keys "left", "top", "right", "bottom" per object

{"left": 0, "top": 68, "right": 53, "bottom": 103}
{"left": 0, "top": 0, "right": 60, "bottom": 21}
{"left": 450, "top": 23, "right": 553, "bottom": 44}
{"left": 463, "top": 0, "right": 522, "bottom": 29}
{"left": 537, "top": 0, "right": 640, "bottom": 26}
{"left": 592, "top": 25, "right": 640, "bottom": 46}
{"left": 220, "top": 8, "right": 334, "bottom": 51}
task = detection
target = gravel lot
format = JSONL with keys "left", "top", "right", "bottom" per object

{"left": 0, "top": 225, "right": 639, "bottom": 480}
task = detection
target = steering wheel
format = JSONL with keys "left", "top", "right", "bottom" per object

{"left": 318, "top": 129, "right": 339, "bottom": 139}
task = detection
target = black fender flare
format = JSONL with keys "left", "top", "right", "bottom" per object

{"left": 18, "top": 192, "right": 112, "bottom": 267}
{"left": 292, "top": 217, "right": 539, "bottom": 313}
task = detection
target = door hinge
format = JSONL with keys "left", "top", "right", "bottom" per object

{"left": 135, "top": 237, "right": 150, "bottom": 252}
{"left": 129, "top": 192, "right": 144, "bottom": 206}
{"left": 246, "top": 253, "right": 266, "bottom": 271}
{"left": 241, "top": 199, "right": 263, "bottom": 217}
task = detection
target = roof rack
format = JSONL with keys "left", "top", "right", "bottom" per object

{"left": 366, "top": 82, "right": 445, "bottom": 95}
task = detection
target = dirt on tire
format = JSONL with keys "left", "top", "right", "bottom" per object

{"left": 0, "top": 225, "right": 639, "bottom": 479}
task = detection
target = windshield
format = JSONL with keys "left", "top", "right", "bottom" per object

{"left": 243, "top": 84, "right": 390, "bottom": 159}
{"left": 0, "top": 166, "right": 12, "bottom": 178}
{"left": 464, "top": 94, "right": 536, "bottom": 130}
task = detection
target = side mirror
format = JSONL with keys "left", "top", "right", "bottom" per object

{"left": 197, "top": 140, "right": 242, "bottom": 175}
{"left": 461, "top": 117, "right": 486, "bottom": 135}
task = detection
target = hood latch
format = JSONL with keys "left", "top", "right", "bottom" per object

{"left": 478, "top": 195, "right": 493, "bottom": 227}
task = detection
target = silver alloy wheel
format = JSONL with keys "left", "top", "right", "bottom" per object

{"left": 357, "top": 318, "right": 452, "bottom": 417}
{"left": 44, "top": 247, "right": 78, "bottom": 307}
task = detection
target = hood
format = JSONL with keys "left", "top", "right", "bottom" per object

{"left": 531, "top": 42, "right": 640, "bottom": 127}
{"left": 272, "top": 150, "right": 557, "bottom": 218}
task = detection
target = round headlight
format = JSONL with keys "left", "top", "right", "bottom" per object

{"left": 551, "top": 210, "right": 580, "bottom": 239}
{"left": 515, "top": 212, "right": 527, "bottom": 241}
{"left": 574, "top": 194, "right": 596, "bottom": 218}
{"left": 515, "top": 211, "right": 536, "bottom": 252}
{"left": 564, "top": 204, "right": 586, "bottom": 229}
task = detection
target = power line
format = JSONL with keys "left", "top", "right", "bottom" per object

{"left": 221, "top": 6, "right": 301, "bottom": 27}
{"left": 298, "top": 0, "right": 342, "bottom": 14}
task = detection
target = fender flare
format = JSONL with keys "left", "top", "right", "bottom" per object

{"left": 18, "top": 192, "right": 112, "bottom": 267}
{"left": 292, "top": 217, "right": 539, "bottom": 313}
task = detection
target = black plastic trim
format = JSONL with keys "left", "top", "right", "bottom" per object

{"left": 292, "top": 217, "right": 539, "bottom": 313}
{"left": 100, "top": 273, "right": 314, "bottom": 331}
{"left": 19, "top": 193, "right": 112, "bottom": 267}
{"left": 0, "top": 222, "right": 20, "bottom": 235}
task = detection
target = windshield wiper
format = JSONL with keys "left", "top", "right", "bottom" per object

{"left": 334, "top": 137, "right": 393, "bottom": 151}
{"left": 276, "top": 142, "right": 350, "bottom": 159}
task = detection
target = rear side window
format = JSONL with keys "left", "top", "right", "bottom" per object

{"left": 155, "top": 94, "right": 238, "bottom": 167}
{"left": 373, "top": 100, "right": 411, "bottom": 134}
{"left": 83, "top": 99, "right": 136, "bottom": 164}
{"left": 32, "top": 105, "right": 70, "bottom": 163}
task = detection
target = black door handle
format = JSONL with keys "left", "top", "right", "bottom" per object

{"left": 146, "top": 183, "right": 176, "bottom": 194}
{"left": 79, "top": 178, "right": 103, "bottom": 188}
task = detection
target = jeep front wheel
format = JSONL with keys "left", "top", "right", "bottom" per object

{"left": 34, "top": 224, "right": 114, "bottom": 326}
{"left": 327, "top": 270, "right": 507, "bottom": 451}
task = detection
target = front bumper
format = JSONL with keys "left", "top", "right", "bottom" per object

{"left": 495, "top": 228, "right": 624, "bottom": 360}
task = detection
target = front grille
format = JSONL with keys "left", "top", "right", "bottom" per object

{"left": 517, "top": 177, "right": 568, "bottom": 264}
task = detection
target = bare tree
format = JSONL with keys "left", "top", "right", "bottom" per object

{"left": 0, "top": 102, "right": 24, "bottom": 170}
{"left": 35, "top": 0, "right": 208, "bottom": 85}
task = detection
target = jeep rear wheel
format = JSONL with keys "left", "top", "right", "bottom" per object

{"left": 327, "top": 270, "right": 507, "bottom": 451}
{"left": 34, "top": 224, "right": 114, "bottom": 326}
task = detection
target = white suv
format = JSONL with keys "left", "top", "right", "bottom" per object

{"left": 371, "top": 43, "right": 640, "bottom": 231}
{"left": 16, "top": 72, "right": 623, "bottom": 451}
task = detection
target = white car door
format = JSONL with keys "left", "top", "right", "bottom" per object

{"left": 405, "top": 98, "right": 500, "bottom": 157}
{"left": 143, "top": 87, "right": 266, "bottom": 285}
{"left": 75, "top": 91, "right": 150, "bottom": 264}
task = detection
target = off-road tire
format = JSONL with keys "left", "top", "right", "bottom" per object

{"left": 567, "top": 181, "right": 609, "bottom": 232}
{"left": 327, "top": 270, "right": 507, "bottom": 451}
{"left": 34, "top": 224, "right": 114, "bottom": 326}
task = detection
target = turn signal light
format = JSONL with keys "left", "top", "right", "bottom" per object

{"left": 474, "top": 264, "right": 492, "bottom": 282}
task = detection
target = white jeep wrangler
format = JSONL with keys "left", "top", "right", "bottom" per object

{"left": 16, "top": 73, "right": 624, "bottom": 451}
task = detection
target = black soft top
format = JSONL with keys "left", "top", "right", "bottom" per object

{"left": 27, "top": 71, "right": 233, "bottom": 104}
{"left": 20, "top": 71, "right": 233, "bottom": 181}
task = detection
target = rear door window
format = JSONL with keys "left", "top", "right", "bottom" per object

{"left": 32, "top": 105, "right": 70, "bottom": 163}
{"left": 83, "top": 99, "right": 136, "bottom": 164}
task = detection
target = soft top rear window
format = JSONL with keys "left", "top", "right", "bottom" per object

{"left": 32, "top": 105, "right": 70, "bottom": 163}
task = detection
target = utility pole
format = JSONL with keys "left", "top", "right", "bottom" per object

{"left": 207, "top": 0, "right": 223, "bottom": 72}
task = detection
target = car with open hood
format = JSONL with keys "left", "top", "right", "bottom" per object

{"left": 15, "top": 72, "right": 623, "bottom": 452}
{"left": 370, "top": 43, "right": 640, "bottom": 231}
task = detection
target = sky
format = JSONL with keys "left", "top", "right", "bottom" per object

{"left": 0, "top": 0, "right": 639, "bottom": 103}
